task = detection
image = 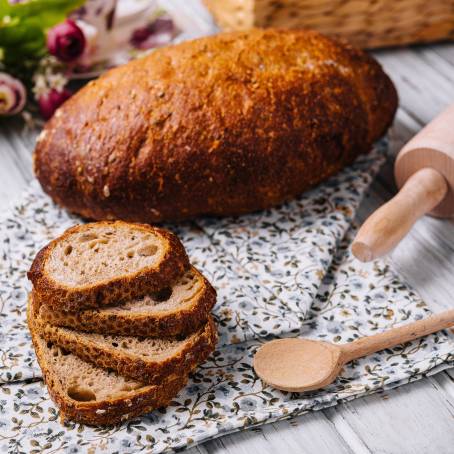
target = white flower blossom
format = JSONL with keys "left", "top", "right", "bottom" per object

{"left": 32, "top": 56, "right": 68, "bottom": 99}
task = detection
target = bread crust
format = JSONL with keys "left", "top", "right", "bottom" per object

{"left": 27, "top": 221, "right": 189, "bottom": 311}
{"left": 36, "top": 306, "right": 218, "bottom": 384}
{"left": 27, "top": 300, "right": 189, "bottom": 426}
{"left": 34, "top": 28, "right": 397, "bottom": 224}
{"left": 36, "top": 266, "right": 217, "bottom": 337}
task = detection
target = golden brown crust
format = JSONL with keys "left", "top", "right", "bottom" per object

{"left": 36, "top": 307, "right": 218, "bottom": 384}
{"left": 27, "top": 300, "right": 189, "bottom": 426}
{"left": 27, "top": 221, "right": 189, "bottom": 311}
{"left": 36, "top": 267, "right": 217, "bottom": 337}
{"left": 33, "top": 28, "right": 397, "bottom": 224}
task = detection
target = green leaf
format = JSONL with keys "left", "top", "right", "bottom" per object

{"left": 0, "top": 0, "right": 85, "bottom": 25}
{"left": 0, "top": 0, "right": 85, "bottom": 76}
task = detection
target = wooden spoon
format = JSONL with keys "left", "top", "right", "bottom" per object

{"left": 253, "top": 309, "right": 454, "bottom": 392}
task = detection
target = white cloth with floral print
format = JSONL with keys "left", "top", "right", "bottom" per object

{"left": 1, "top": 141, "right": 453, "bottom": 453}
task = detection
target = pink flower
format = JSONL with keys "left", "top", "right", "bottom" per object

{"left": 47, "top": 19, "right": 86, "bottom": 63}
{"left": 130, "top": 17, "right": 175, "bottom": 50}
{"left": 0, "top": 73, "right": 26, "bottom": 116}
{"left": 38, "top": 88, "right": 72, "bottom": 120}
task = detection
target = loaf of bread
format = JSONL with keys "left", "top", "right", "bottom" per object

{"left": 34, "top": 29, "right": 397, "bottom": 223}
{"left": 27, "top": 221, "right": 218, "bottom": 425}
{"left": 36, "top": 266, "right": 216, "bottom": 337}
{"left": 27, "top": 300, "right": 189, "bottom": 426}
{"left": 33, "top": 294, "right": 217, "bottom": 384}
{"left": 28, "top": 221, "right": 189, "bottom": 311}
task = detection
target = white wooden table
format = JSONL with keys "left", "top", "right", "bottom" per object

{"left": 2, "top": 2, "right": 454, "bottom": 452}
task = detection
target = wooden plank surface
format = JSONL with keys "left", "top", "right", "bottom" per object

{"left": 1, "top": 1, "right": 454, "bottom": 452}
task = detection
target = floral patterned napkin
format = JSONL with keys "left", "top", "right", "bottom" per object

{"left": 1, "top": 142, "right": 453, "bottom": 453}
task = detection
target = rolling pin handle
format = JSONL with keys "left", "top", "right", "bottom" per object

{"left": 352, "top": 167, "right": 448, "bottom": 262}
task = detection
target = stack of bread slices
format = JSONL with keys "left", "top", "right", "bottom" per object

{"left": 27, "top": 221, "right": 217, "bottom": 426}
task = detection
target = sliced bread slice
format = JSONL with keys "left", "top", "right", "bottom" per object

{"left": 37, "top": 266, "right": 216, "bottom": 337}
{"left": 27, "top": 300, "right": 188, "bottom": 426}
{"left": 28, "top": 221, "right": 189, "bottom": 311}
{"left": 33, "top": 296, "right": 218, "bottom": 384}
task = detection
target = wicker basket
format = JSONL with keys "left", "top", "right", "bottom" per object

{"left": 203, "top": 0, "right": 454, "bottom": 48}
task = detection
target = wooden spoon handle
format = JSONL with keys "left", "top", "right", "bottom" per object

{"left": 340, "top": 309, "right": 454, "bottom": 363}
{"left": 352, "top": 167, "right": 447, "bottom": 262}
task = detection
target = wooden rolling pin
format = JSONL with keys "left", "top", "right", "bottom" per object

{"left": 352, "top": 104, "right": 454, "bottom": 262}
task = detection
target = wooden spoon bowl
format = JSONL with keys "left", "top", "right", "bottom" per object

{"left": 253, "top": 338, "right": 343, "bottom": 392}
